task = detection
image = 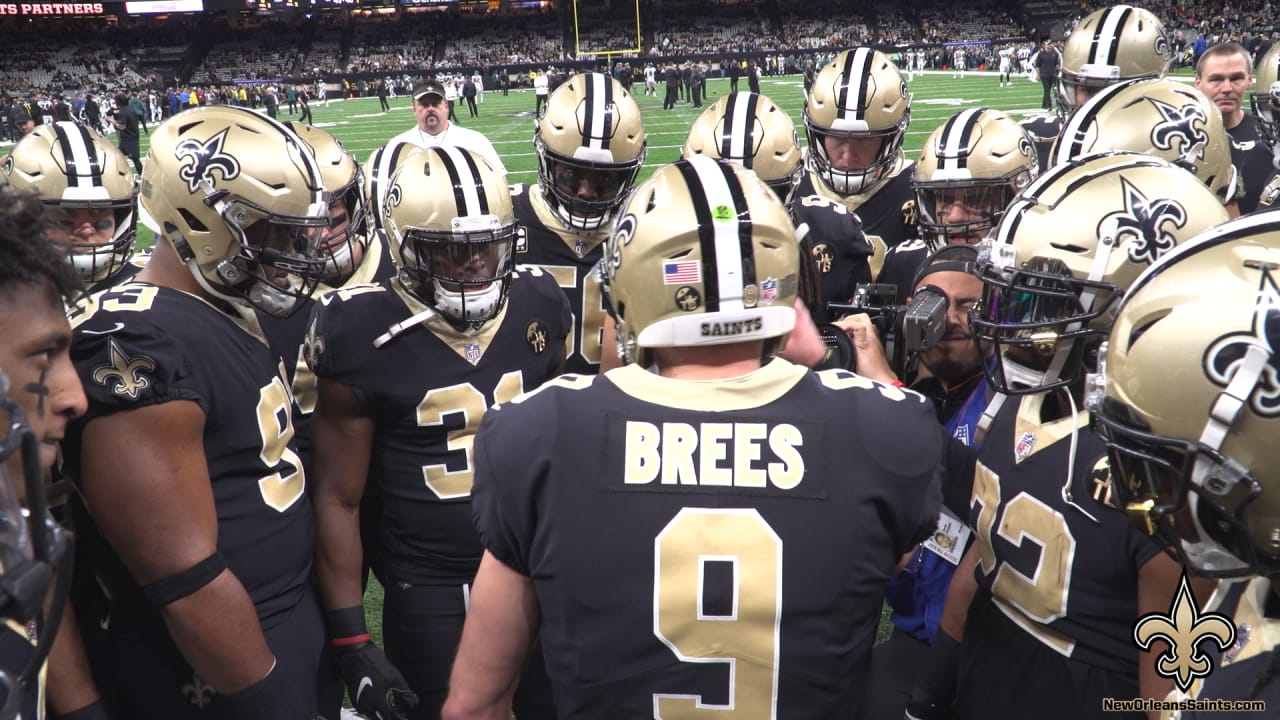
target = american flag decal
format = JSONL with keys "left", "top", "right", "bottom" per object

{"left": 662, "top": 261, "right": 702, "bottom": 285}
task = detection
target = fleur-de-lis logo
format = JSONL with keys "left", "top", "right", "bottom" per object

{"left": 302, "top": 317, "right": 326, "bottom": 371}
{"left": 1133, "top": 571, "right": 1235, "bottom": 692}
{"left": 175, "top": 127, "right": 241, "bottom": 194}
{"left": 1097, "top": 177, "right": 1187, "bottom": 266}
{"left": 1202, "top": 265, "right": 1280, "bottom": 417}
{"left": 91, "top": 337, "right": 156, "bottom": 400}
{"left": 1148, "top": 97, "right": 1210, "bottom": 165}
{"left": 182, "top": 673, "right": 217, "bottom": 709}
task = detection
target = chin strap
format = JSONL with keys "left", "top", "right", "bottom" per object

{"left": 1060, "top": 388, "right": 1100, "bottom": 524}
{"left": 374, "top": 308, "right": 439, "bottom": 348}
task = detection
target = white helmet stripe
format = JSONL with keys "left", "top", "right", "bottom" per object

{"left": 838, "top": 48, "right": 874, "bottom": 120}
{"left": 432, "top": 146, "right": 488, "bottom": 215}
{"left": 53, "top": 121, "right": 100, "bottom": 189}
{"left": 723, "top": 91, "right": 758, "bottom": 168}
{"left": 582, "top": 72, "right": 613, "bottom": 153}
{"left": 680, "top": 156, "right": 749, "bottom": 312}
{"left": 939, "top": 107, "right": 984, "bottom": 172}
{"left": 1093, "top": 5, "right": 1133, "bottom": 66}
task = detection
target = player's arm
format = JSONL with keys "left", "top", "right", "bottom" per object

{"left": 441, "top": 550, "right": 538, "bottom": 720}
{"left": 599, "top": 315, "right": 623, "bottom": 373}
{"left": 1136, "top": 552, "right": 1215, "bottom": 718}
{"left": 45, "top": 600, "right": 104, "bottom": 717}
{"left": 777, "top": 298, "right": 827, "bottom": 368}
{"left": 310, "top": 376, "right": 418, "bottom": 719}
{"left": 80, "top": 400, "right": 292, "bottom": 714}
{"left": 905, "top": 543, "right": 978, "bottom": 720}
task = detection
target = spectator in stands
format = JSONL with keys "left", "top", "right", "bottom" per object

{"left": 389, "top": 80, "right": 506, "bottom": 177}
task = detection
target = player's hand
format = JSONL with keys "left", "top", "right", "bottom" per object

{"left": 335, "top": 641, "right": 419, "bottom": 720}
{"left": 832, "top": 314, "right": 897, "bottom": 384}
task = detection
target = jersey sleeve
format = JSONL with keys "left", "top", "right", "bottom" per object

{"left": 73, "top": 316, "right": 205, "bottom": 423}
{"left": 471, "top": 395, "right": 554, "bottom": 576}
{"left": 305, "top": 287, "right": 379, "bottom": 392}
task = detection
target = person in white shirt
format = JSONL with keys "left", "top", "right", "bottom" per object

{"left": 998, "top": 45, "right": 1014, "bottom": 87}
{"left": 472, "top": 71, "right": 484, "bottom": 103}
{"left": 644, "top": 63, "right": 656, "bottom": 95}
{"left": 533, "top": 70, "right": 549, "bottom": 115}
{"left": 443, "top": 76, "right": 460, "bottom": 123}
{"left": 389, "top": 80, "right": 507, "bottom": 177}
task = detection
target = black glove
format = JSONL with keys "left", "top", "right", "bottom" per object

{"left": 327, "top": 606, "right": 417, "bottom": 720}
{"left": 904, "top": 630, "right": 961, "bottom": 720}
{"left": 334, "top": 641, "right": 419, "bottom": 720}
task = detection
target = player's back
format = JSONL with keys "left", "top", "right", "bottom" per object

{"left": 472, "top": 361, "right": 944, "bottom": 717}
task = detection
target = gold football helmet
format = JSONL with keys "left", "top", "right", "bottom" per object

{"left": 803, "top": 47, "right": 910, "bottom": 196}
{"left": 682, "top": 91, "right": 803, "bottom": 202}
{"left": 1252, "top": 42, "right": 1280, "bottom": 155}
{"left": 1, "top": 121, "right": 136, "bottom": 283}
{"left": 283, "top": 120, "right": 368, "bottom": 284}
{"left": 140, "top": 106, "right": 330, "bottom": 317}
{"left": 1090, "top": 212, "right": 1280, "bottom": 577}
{"left": 383, "top": 146, "right": 518, "bottom": 330}
{"left": 1057, "top": 4, "right": 1171, "bottom": 115}
{"left": 535, "top": 72, "right": 647, "bottom": 231}
{"left": 363, "top": 139, "right": 418, "bottom": 235}
{"left": 971, "top": 151, "right": 1230, "bottom": 395}
{"left": 601, "top": 156, "right": 799, "bottom": 367}
{"left": 1052, "top": 78, "right": 1238, "bottom": 204}
{"left": 913, "top": 107, "right": 1038, "bottom": 247}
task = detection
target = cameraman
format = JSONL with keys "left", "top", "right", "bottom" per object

{"left": 836, "top": 245, "right": 990, "bottom": 720}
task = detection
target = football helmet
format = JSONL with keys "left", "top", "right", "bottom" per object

{"left": 1089, "top": 212, "right": 1280, "bottom": 577}
{"left": 283, "top": 120, "right": 368, "bottom": 284}
{"left": 803, "top": 47, "right": 910, "bottom": 196}
{"left": 1052, "top": 78, "right": 1238, "bottom": 204}
{"left": 383, "top": 146, "right": 518, "bottom": 330}
{"left": 913, "top": 107, "right": 1039, "bottom": 247}
{"left": 971, "top": 151, "right": 1230, "bottom": 395}
{"left": 1057, "top": 4, "right": 1171, "bottom": 115}
{"left": 682, "top": 91, "right": 803, "bottom": 202}
{"left": 1252, "top": 42, "right": 1280, "bottom": 158}
{"left": 363, "top": 139, "right": 418, "bottom": 235}
{"left": 601, "top": 156, "right": 799, "bottom": 367}
{"left": 140, "top": 106, "right": 330, "bottom": 317}
{"left": 1, "top": 121, "right": 136, "bottom": 284}
{"left": 535, "top": 72, "right": 647, "bottom": 232}
{"left": 0, "top": 370, "right": 71, "bottom": 720}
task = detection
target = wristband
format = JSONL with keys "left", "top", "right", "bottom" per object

{"left": 891, "top": 380, "right": 905, "bottom": 387}
{"left": 326, "top": 605, "right": 369, "bottom": 646}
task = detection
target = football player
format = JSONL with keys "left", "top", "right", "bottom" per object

{"left": 1, "top": 121, "right": 140, "bottom": 293}
{"left": 443, "top": 156, "right": 945, "bottom": 718}
{"left": 879, "top": 107, "right": 1039, "bottom": 304}
{"left": 1090, "top": 212, "right": 1280, "bottom": 712}
{"left": 513, "top": 72, "right": 645, "bottom": 376}
{"left": 308, "top": 146, "right": 569, "bottom": 719}
{"left": 1053, "top": 77, "right": 1242, "bottom": 216}
{"left": 1251, "top": 43, "right": 1280, "bottom": 212}
{"left": 0, "top": 185, "right": 103, "bottom": 720}
{"left": 1024, "top": 4, "right": 1172, "bottom": 169}
{"left": 911, "top": 153, "right": 1229, "bottom": 720}
{"left": 796, "top": 47, "right": 915, "bottom": 285}
{"left": 60, "top": 106, "right": 332, "bottom": 720}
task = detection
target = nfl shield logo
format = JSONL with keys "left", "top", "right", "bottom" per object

{"left": 1015, "top": 431, "right": 1037, "bottom": 460}
{"left": 760, "top": 278, "right": 778, "bottom": 305}
{"left": 464, "top": 342, "right": 481, "bottom": 364}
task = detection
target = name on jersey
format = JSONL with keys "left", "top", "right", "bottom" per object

{"left": 622, "top": 420, "right": 807, "bottom": 490}
{"left": 701, "top": 318, "right": 762, "bottom": 338}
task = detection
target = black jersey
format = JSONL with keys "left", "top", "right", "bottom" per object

{"left": 1022, "top": 114, "right": 1063, "bottom": 172}
{"left": 472, "top": 361, "right": 944, "bottom": 717}
{"left": 511, "top": 183, "right": 609, "bottom": 375}
{"left": 959, "top": 392, "right": 1163, "bottom": 719}
{"left": 1174, "top": 577, "right": 1280, "bottom": 719}
{"left": 1228, "top": 116, "right": 1271, "bottom": 216}
{"left": 792, "top": 155, "right": 915, "bottom": 288}
{"left": 258, "top": 233, "right": 395, "bottom": 468}
{"left": 64, "top": 283, "right": 316, "bottom": 633}
{"left": 306, "top": 271, "right": 570, "bottom": 585}
{"left": 876, "top": 237, "right": 931, "bottom": 305}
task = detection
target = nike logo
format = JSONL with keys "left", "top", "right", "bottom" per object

{"left": 356, "top": 676, "right": 373, "bottom": 702}
{"left": 80, "top": 322, "right": 125, "bottom": 336}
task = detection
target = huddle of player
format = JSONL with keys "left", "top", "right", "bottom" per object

{"left": 1, "top": 4, "right": 1280, "bottom": 716}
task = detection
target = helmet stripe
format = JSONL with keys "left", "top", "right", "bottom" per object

{"left": 675, "top": 157, "right": 756, "bottom": 314}
{"left": 837, "top": 48, "right": 873, "bottom": 121}
{"left": 370, "top": 141, "right": 414, "bottom": 225}
{"left": 582, "top": 72, "right": 613, "bottom": 153}
{"left": 53, "top": 121, "right": 102, "bottom": 188}
{"left": 722, "top": 91, "right": 760, "bottom": 169}
{"left": 433, "top": 146, "right": 489, "bottom": 216}
{"left": 1054, "top": 80, "right": 1130, "bottom": 162}
{"left": 1093, "top": 5, "right": 1132, "bottom": 67}
{"left": 938, "top": 107, "right": 984, "bottom": 172}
